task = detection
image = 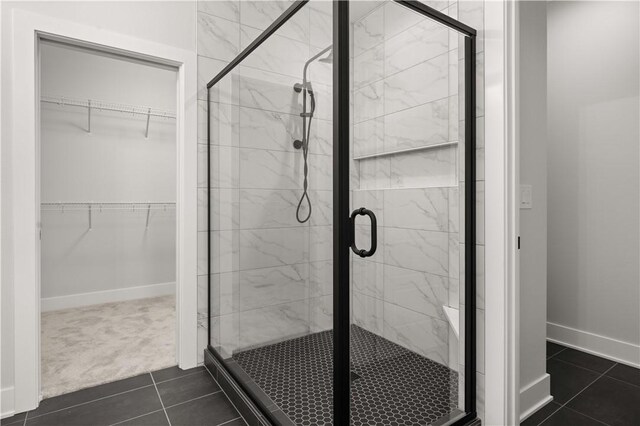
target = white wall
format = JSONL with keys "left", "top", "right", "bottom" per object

{"left": 1, "top": 1, "right": 196, "bottom": 417}
{"left": 547, "top": 1, "right": 640, "bottom": 365}
{"left": 518, "top": 1, "right": 550, "bottom": 420}
{"left": 40, "top": 42, "right": 177, "bottom": 304}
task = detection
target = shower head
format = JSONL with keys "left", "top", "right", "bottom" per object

{"left": 302, "top": 46, "right": 333, "bottom": 71}
{"left": 318, "top": 49, "right": 333, "bottom": 64}
{"left": 295, "top": 46, "right": 333, "bottom": 93}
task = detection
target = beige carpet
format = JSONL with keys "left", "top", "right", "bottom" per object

{"left": 41, "top": 295, "right": 176, "bottom": 398}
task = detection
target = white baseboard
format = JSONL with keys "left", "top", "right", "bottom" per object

{"left": 547, "top": 321, "right": 640, "bottom": 368}
{"left": 41, "top": 282, "right": 175, "bottom": 312}
{"left": 1, "top": 386, "right": 15, "bottom": 419}
{"left": 519, "top": 373, "right": 552, "bottom": 422}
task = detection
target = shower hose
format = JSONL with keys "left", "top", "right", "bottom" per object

{"left": 296, "top": 86, "right": 316, "bottom": 224}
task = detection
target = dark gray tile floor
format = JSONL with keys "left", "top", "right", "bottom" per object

{"left": 522, "top": 342, "right": 640, "bottom": 426}
{"left": 2, "top": 366, "right": 246, "bottom": 426}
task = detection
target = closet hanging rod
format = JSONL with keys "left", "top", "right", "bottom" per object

{"left": 40, "top": 96, "right": 176, "bottom": 120}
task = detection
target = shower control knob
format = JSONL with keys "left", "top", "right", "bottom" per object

{"left": 293, "top": 83, "right": 303, "bottom": 93}
{"left": 293, "top": 139, "right": 303, "bottom": 150}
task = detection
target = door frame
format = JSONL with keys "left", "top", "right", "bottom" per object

{"left": 484, "top": 0, "right": 520, "bottom": 424}
{"left": 10, "top": 9, "right": 198, "bottom": 413}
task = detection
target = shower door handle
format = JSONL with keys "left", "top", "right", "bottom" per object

{"left": 349, "top": 207, "right": 377, "bottom": 258}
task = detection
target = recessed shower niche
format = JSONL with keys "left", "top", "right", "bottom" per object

{"left": 204, "top": 1, "right": 478, "bottom": 424}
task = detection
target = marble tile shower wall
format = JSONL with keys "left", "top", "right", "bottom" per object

{"left": 349, "top": 0, "right": 485, "bottom": 419}
{"left": 350, "top": 0, "right": 453, "bottom": 367}
{"left": 196, "top": 0, "right": 334, "bottom": 361}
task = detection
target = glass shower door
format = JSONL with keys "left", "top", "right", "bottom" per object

{"left": 345, "top": 1, "right": 476, "bottom": 425}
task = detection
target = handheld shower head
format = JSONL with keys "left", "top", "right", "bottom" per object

{"left": 292, "top": 45, "right": 332, "bottom": 224}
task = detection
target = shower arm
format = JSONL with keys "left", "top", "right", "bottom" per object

{"left": 302, "top": 45, "right": 332, "bottom": 85}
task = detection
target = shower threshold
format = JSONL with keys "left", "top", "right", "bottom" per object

{"left": 230, "top": 325, "right": 459, "bottom": 426}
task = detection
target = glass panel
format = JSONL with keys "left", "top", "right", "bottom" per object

{"left": 207, "top": 0, "right": 334, "bottom": 423}
{"left": 350, "top": 1, "right": 467, "bottom": 423}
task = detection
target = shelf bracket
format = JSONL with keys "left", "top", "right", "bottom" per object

{"left": 87, "top": 99, "right": 92, "bottom": 133}
{"left": 88, "top": 204, "right": 92, "bottom": 230}
{"left": 145, "top": 204, "right": 151, "bottom": 228}
{"left": 145, "top": 108, "right": 151, "bottom": 138}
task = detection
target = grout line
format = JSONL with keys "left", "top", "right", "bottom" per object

{"left": 354, "top": 45, "right": 460, "bottom": 91}
{"left": 198, "top": 9, "right": 319, "bottom": 54}
{"left": 353, "top": 2, "right": 460, "bottom": 63}
{"left": 353, "top": 93, "right": 453, "bottom": 126}
{"left": 551, "top": 356, "right": 614, "bottom": 376}
{"left": 546, "top": 346, "right": 566, "bottom": 360}
{"left": 162, "top": 390, "right": 223, "bottom": 410}
{"left": 203, "top": 367, "right": 249, "bottom": 425}
{"left": 22, "top": 411, "right": 28, "bottom": 426}
{"left": 150, "top": 374, "right": 172, "bottom": 426}
{"left": 26, "top": 383, "right": 156, "bottom": 420}
{"left": 563, "top": 363, "right": 617, "bottom": 407}
{"left": 201, "top": 102, "right": 332, "bottom": 124}
{"left": 522, "top": 402, "right": 562, "bottom": 426}
{"left": 216, "top": 415, "right": 243, "bottom": 426}
{"left": 599, "top": 371, "right": 640, "bottom": 389}
{"left": 304, "top": 0, "right": 314, "bottom": 335}
{"left": 546, "top": 344, "right": 567, "bottom": 360}
{"left": 152, "top": 367, "right": 206, "bottom": 384}
{"left": 535, "top": 363, "right": 617, "bottom": 426}
{"left": 201, "top": 185, "right": 468, "bottom": 196}
{"left": 108, "top": 409, "right": 165, "bottom": 426}
{"left": 561, "top": 406, "right": 610, "bottom": 426}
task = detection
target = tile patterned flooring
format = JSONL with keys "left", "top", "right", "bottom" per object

{"left": 1, "top": 366, "right": 245, "bottom": 426}
{"left": 4, "top": 341, "right": 638, "bottom": 426}
{"left": 521, "top": 342, "right": 640, "bottom": 426}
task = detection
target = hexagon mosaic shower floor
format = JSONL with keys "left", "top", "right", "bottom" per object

{"left": 233, "top": 325, "right": 459, "bottom": 426}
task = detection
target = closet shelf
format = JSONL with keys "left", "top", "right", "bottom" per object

{"left": 41, "top": 202, "right": 175, "bottom": 230}
{"left": 41, "top": 95, "right": 176, "bottom": 137}
{"left": 41, "top": 202, "right": 176, "bottom": 211}
{"left": 41, "top": 96, "right": 176, "bottom": 119}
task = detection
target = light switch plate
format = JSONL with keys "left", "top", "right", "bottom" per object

{"left": 520, "top": 185, "right": 532, "bottom": 209}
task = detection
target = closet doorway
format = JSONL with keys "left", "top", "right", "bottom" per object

{"left": 39, "top": 40, "right": 178, "bottom": 398}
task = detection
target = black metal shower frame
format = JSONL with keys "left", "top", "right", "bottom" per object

{"left": 206, "top": 1, "right": 477, "bottom": 425}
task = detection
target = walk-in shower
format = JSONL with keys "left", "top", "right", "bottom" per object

{"left": 205, "top": 1, "right": 478, "bottom": 425}
{"left": 293, "top": 46, "right": 332, "bottom": 223}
